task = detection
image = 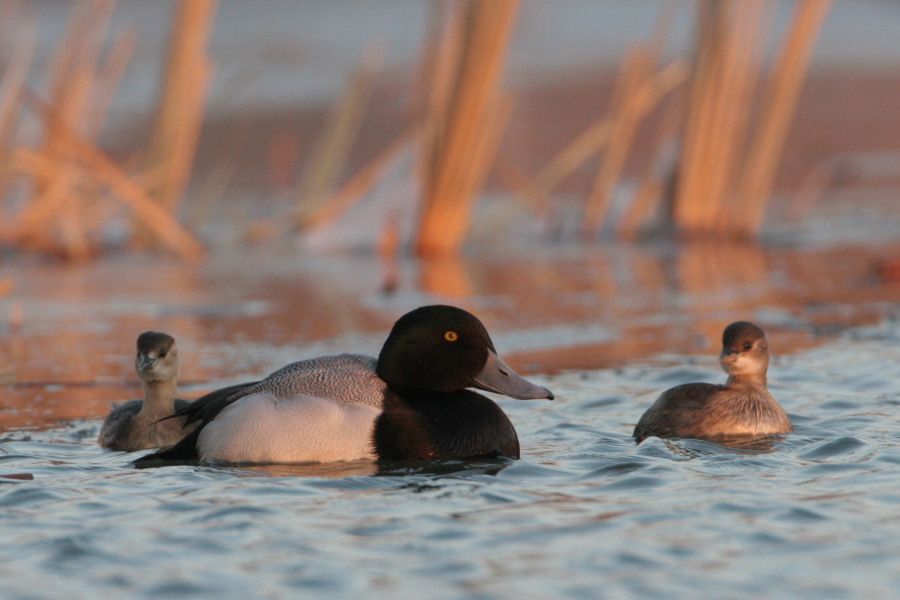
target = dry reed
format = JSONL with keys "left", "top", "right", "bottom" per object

{"left": 502, "top": 0, "right": 829, "bottom": 242}
{"left": 300, "top": 129, "right": 413, "bottom": 235}
{"left": 0, "top": 6, "right": 35, "bottom": 225}
{"left": 674, "top": 2, "right": 765, "bottom": 233}
{"left": 787, "top": 160, "right": 836, "bottom": 221}
{"left": 145, "top": 0, "right": 216, "bottom": 215}
{"left": 674, "top": 0, "right": 830, "bottom": 237}
{"left": 512, "top": 56, "right": 684, "bottom": 224}
{"left": 284, "top": 0, "right": 520, "bottom": 256}
{"left": 420, "top": 256, "right": 474, "bottom": 298}
{"left": 22, "top": 89, "right": 205, "bottom": 261}
{"left": 0, "top": 9, "right": 34, "bottom": 153}
{"left": 503, "top": 2, "right": 684, "bottom": 238}
{"left": 21, "top": 0, "right": 117, "bottom": 260}
{"left": 581, "top": 47, "right": 657, "bottom": 238}
{"left": 415, "top": 0, "right": 520, "bottom": 256}
{"left": 732, "top": 0, "right": 831, "bottom": 236}
{"left": 525, "top": 120, "right": 611, "bottom": 213}
{"left": 580, "top": 1, "right": 680, "bottom": 238}
{"left": 245, "top": 48, "right": 393, "bottom": 243}
{"left": 0, "top": 0, "right": 209, "bottom": 261}
{"left": 295, "top": 43, "right": 383, "bottom": 228}
{"left": 616, "top": 96, "right": 682, "bottom": 239}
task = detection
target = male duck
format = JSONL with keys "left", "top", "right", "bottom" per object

{"left": 135, "top": 305, "right": 553, "bottom": 467}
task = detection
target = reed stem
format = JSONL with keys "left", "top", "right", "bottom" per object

{"left": 415, "top": 0, "right": 520, "bottom": 256}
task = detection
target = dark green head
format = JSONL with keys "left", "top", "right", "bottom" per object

{"left": 376, "top": 305, "right": 553, "bottom": 400}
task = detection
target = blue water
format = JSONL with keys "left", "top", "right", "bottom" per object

{"left": 2, "top": 321, "right": 899, "bottom": 599}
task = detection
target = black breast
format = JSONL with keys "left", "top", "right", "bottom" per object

{"left": 373, "top": 390, "right": 520, "bottom": 460}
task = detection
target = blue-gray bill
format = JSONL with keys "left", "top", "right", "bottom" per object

{"left": 472, "top": 349, "right": 554, "bottom": 400}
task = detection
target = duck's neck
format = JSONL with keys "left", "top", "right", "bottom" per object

{"left": 139, "top": 380, "right": 177, "bottom": 417}
{"left": 726, "top": 372, "right": 767, "bottom": 390}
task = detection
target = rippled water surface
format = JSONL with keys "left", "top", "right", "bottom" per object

{"left": 2, "top": 245, "right": 900, "bottom": 598}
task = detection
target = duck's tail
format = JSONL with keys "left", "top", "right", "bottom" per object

{"left": 133, "top": 427, "right": 202, "bottom": 469}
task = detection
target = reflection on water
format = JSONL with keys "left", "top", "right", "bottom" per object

{"left": 662, "top": 434, "right": 785, "bottom": 456}
{"left": 226, "top": 460, "right": 379, "bottom": 479}
{"left": 419, "top": 256, "right": 474, "bottom": 299}
{"left": 0, "top": 325, "right": 898, "bottom": 597}
{"left": 1, "top": 240, "right": 899, "bottom": 597}
{"left": 1, "top": 240, "right": 899, "bottom": 430}
{"left": 219, "top": 459, "right": 510, "bottom": 480}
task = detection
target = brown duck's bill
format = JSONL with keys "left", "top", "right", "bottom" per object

{"left": 471, "top": 349, "right": 554, "bottom": 400}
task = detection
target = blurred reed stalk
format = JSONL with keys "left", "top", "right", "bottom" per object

{"left": 300, "top": 130, "right": 413, "bottom": 235}
{"left": 14, "top": 0, "right": 118, "bottom": 260}
{"left": 415, "top": 0, "right": 519, "bottom": 256}
{"left": 20, "top": 89, "right": 205, "bottom": 260}
{"left": 615, "top": 96, "right": 681, "bottom": 240}
{"left": 511, "top": 2, "right": 685, "bottom": 236}
{"left": 246, "top": 45, "right": 387, "bottom": 242}
{"left": 582, "top": 45, "right": 663, "bottom": 236}
{"left": 674, "top": 0, "right": 831, "bottom": 237}
{"left": 506, "top": 53, "right": 684, "bottom": 227}
{"left": 0, "top": 0, "right": 206, "bottom": 261}
{"left": 674, "top": 1, "right": 766, "bottom": 233}
{"left": 732, "top": 0, "right": 831, "bottom": 236}
{"left": 0, "top": 6, "right": 33, "bottom": 152}
{"left": 295, "top": 43, "right": 383, "bottom": 229}
{"left": 144, "top": 0, "right": 216, "bottom": 215}
{"left": 0, "top": 3, "right": 35, "bottom": 206}
{"left": 581, "top": 50, "right": 686, "bottom": 237}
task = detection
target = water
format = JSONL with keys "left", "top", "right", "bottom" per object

{"left": 2, "top": 243, "right": 900, "bottom": 598}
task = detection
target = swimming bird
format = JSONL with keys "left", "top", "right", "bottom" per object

{"left": 633, "top": 321, "right": 792, "bottom": 443}
{"left": 135, "top": 305, "right": 554, "bottom": 467}
{"left": 99, "top": 332, "right": 195, "bottom": 451}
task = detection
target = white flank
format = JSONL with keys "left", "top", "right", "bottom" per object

{"left": 197, "top": 393, "right": 379, "bottom": 464}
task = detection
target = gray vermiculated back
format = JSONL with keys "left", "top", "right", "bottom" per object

{"left": 248, "top": 353, "right": 386, "bottom": 408}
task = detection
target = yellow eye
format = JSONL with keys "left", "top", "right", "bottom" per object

{"left": 444, "top": 330, "right": 458, "bottom": 342}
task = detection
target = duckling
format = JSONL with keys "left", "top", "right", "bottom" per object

{"left": 99, "top": 332, "right": 194, "bottom": 451}
{"left": 135, "top": 305, "right": 553, "bottom": 467}
{"left": 633, "top": 321, "right": 792, "bottom": 443}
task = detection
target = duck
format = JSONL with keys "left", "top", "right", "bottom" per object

{"left": 134, "top": 305, "right": 554, "bottom": 467}
{"left": 633, "top": 321, "right": 792, "bottom": 443}
{"left": 99, "top": 331, "right": 196, "bottom": 451}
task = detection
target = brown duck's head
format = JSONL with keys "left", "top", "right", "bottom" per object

{"left": 135, "top": 331, "right": 179, "bottom": 384}
{"left": 719, "top": 321, "right": 769, "bottom": 378}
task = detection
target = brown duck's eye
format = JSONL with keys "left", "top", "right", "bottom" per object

{"left": 444, "top": 330, "right": 459, "bottom": 342}
{"left": 742, "top": 341, "right": 753, "bottom": 351}
{"left": 158, "top": 350, "right": 167, "bottom": 358}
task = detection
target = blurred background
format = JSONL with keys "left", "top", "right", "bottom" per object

{"left": 2, "top": 0, "right": 899, "bottom": 258}
{"left": 1, "top": 0, "right": 900, "bottom": 426}
{"left": 3, "top": 6, "right": 900, "bottom": 596}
